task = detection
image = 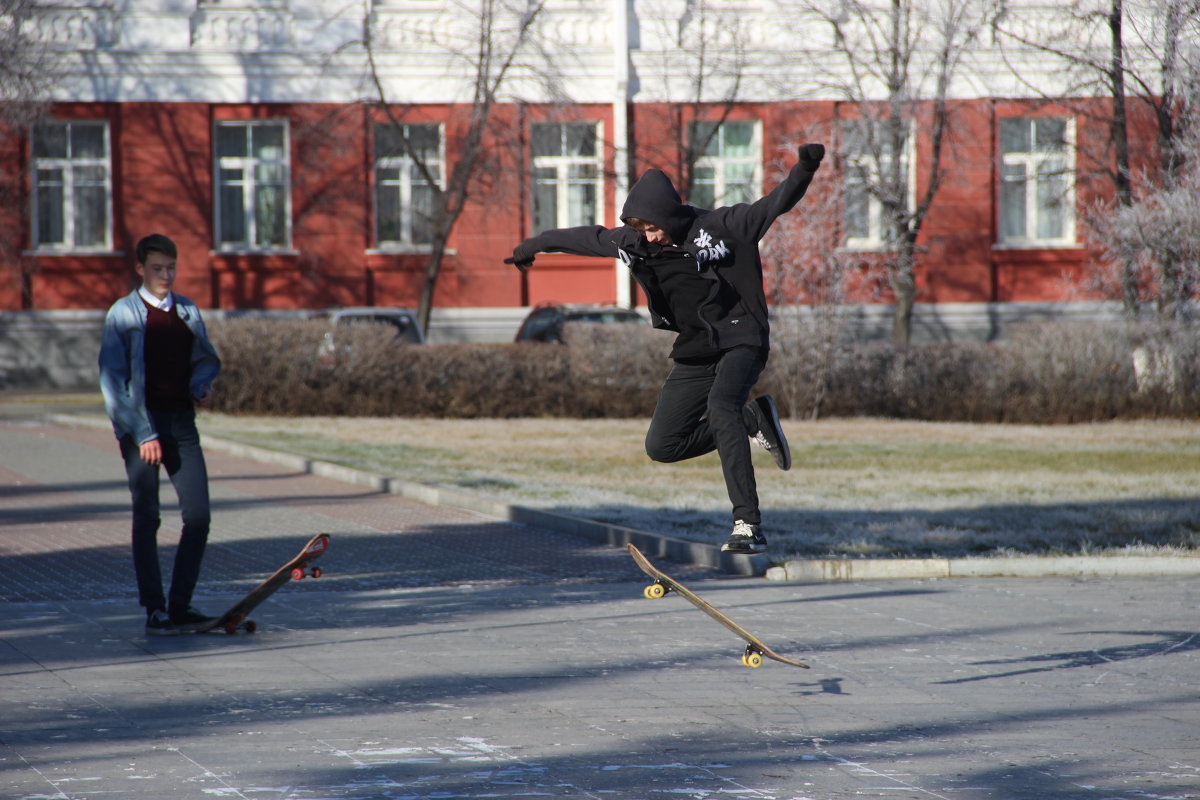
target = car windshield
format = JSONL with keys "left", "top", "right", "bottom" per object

{"left": 337, "top": 315, "right": 421, "bottom": 343}
{"left": 566, "top": 311, "right": 641, "bottom": 323}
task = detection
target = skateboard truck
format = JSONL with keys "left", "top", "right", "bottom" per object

{"left": 741, "top": 644, "right": 764, "bottom": 668}
{"left": 643, "top": 580, "right": 671, "bottom": 600}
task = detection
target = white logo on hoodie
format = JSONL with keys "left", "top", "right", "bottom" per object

{"left": 692, "top": 228, "right": 730, "bottom": 264}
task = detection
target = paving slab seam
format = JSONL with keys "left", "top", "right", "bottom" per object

{"left": 47, "top": 413, "right": 1200, "bottom": 582}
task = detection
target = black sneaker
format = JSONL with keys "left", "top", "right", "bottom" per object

{"left": 145, "top": 609, "right": 180, "bottom": 637}
{"left": 748, "top": 395, "right": 791, "bottom": 471}
{"left": 169, "top": 606, "right": 217, "bottom": 633}
{"left": 721, "top": 520, "right": 768, "bottom": 554}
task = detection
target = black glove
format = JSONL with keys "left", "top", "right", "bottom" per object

{"left": 798, "top": 143, "right": 825, "bottom": 171}
{"left": 504, "top": 240, "right": 538, "bottom": 273}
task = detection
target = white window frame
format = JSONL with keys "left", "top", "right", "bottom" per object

{"left": 530, "top": 121, "right": 604, "bottom": 233}
{"left": 213, "top": 120, "right": 292, "bottom": 252}
{"left": 841, "top": 119, "right": 916, "bottom": 252}
{"left": 30, "top": 120, "right": 113, "bottom": 253}
{"left": 688, "top": 120, "right": 762, "bottom": 208}
{"left": 997, "top": 116, "right": 1076, "bottom": 248}
{"left": 373, "top": 122, "right": 444, "bottom": 252}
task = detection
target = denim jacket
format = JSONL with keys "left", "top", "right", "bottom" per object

{"left": 98, "top": 290, "right": 221, "bottom": 444}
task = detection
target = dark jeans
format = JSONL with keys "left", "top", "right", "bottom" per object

{"left": 119, "top": 409, "right": 211, "bottom": 613}
{"left": 644, "top": 345, "right": 767, "bottom": 524}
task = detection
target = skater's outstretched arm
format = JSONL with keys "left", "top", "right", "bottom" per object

{"left": 505, "top": 225, "right": 638, "bottom": 272}
{"left": 710, "top": 143, "right": 825, "bottom": 243}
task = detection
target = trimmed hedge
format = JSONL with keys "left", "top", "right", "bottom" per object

{"left": 207, "top": 317, "right": 1200, "bottom": 421}
{"left": 766, "top": 320, "right": 1200, "bottom": 422}
{"left": 207, "top": 319, "right": 668, "bottom": 418}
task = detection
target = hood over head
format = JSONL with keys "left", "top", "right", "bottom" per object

{"left": 620, "top": 169, "right": 696, "bottom": 245}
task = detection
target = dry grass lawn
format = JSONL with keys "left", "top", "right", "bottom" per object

{"left": 196, "top": 415, "right": 1200, "bottom": 560}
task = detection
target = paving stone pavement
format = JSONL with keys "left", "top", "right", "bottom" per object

{"left": 1, "top": 418, "right": 1198, "bottom": 800}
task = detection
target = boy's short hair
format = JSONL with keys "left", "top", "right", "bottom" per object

{"left": 135, "top": 233, "right": 177, "bottom": 265}
{"left": 624, "top": 217, "right": 651, "bottom": 229}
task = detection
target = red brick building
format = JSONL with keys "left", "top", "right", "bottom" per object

{"left": 0, "top": 1, "right": 1170, "bottom": 324}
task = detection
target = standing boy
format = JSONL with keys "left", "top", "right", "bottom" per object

{"left": 99, "top": 233, "right": 222, "bottom": 634}
{"left": 507, "top": 143, "right": 825, "bottom": 554}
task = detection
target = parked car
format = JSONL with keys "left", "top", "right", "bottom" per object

{"left": 514, "top": 303, "right": 646, "bottom": 343}
{"left": 317, "top": 307, "right": 425, "bottom": 365}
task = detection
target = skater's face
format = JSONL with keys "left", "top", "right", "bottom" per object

{"left": 631, "top": 221, "right": 672, "bottom": 246}
{"left": 137, "top": 251, "right": 176, "bottom": 300}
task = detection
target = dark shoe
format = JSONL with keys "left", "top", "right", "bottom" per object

{"left": 145, "top": 609, "right": 180, "bottom": 637}
{"left": 721, "top": 520, "right": 768, "bottom": 555}
{"left": 748, "top": 395, "right": 791, "bottom": 471}
{"left": 169, "top": 606, "right": 216, "bottom": 633}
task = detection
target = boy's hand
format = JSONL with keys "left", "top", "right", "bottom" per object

{"left": 504, "top": 241, "right": 537, "bottom": 273}
{"left": 139, "top": 438, "right": 163, "bottom": 466}
{"left": 798, "top": 143, "right": 825, "bottom": 170}
{"left": 503, "top": 256, "right": 531, "bottom": 274}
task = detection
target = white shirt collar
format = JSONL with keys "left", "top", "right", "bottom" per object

{"left": 138, "top": 286, "right": 174, "bottom": 311}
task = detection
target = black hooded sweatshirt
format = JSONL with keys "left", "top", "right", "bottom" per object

{"left": 516, "top": 160, "right": 819, "bottom": 359}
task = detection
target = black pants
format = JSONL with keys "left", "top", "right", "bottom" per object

{"left": 644, "top": 346, "right": 767, "bottom": 524}
{"left": 119, "top": 409, "right": 211, "bottom": 613}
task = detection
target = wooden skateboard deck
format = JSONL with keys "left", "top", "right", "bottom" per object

{"left": 627, "top": 543, "right": 809, "bottom": 669}
{"left": 198, "top": 533, "right": 330, "bottom": 634}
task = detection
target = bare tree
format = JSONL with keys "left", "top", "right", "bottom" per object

{"left": 0, "top": 0, "right": 59, "bottom": 307}
{"left": 1097, "top": 79, "right": 1200, "bottom": 320}
{"left": 673, "top": 2, "right": 748, "bottom": 203}
{"left": 360, "top": 0, "right": 552, "bottom": 333}
{"left": 781, "top": 0, "right": 987, "bottom": 346}
{"left": 636, "top": 0, "right": 750, "bottom": 204}
{"left": 989, "top": 0, "right": 1200, "bottom": 315}
{"left": 0, "top": 0, "right": 55, "bottom": 128}
{"left": 760, "top": 131, "right": 854, "bottom": 418}
{"left": 1116, "top": 0, "right": 1200, "bottom": 317}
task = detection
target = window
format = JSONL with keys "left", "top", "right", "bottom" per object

{"left": 214, "top": 121, "right": 290, "bottom": 249}
{"left": 531, "top": 122, "right": 602, "bottom": 233}
{"left": 374, "top": 122, "right": 442, "bottom": 248}
{"left": 998, "top": 117, "right": 1075, "bottom": 245}
{"left": 30, "top": 121, "right": 111, "bottom": 251}
{"left": 688, "top": 120, "right": 759, "bottom": 208}
{"left": 841, "top": 119, "right": 913, "bottom": 250}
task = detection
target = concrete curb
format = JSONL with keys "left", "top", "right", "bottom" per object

{"left": 766, "top": 554, "right": 1200, "bottom": 582}
{"left": 49, "top": 414, "right": 1200, "bottom": 581}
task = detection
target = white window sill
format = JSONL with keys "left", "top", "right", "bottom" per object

{"left": 24, "top": 249, "right": 122, "bottom": 257}
{"left": 367, "top": 246, "right": 456, "bottom": 256}
{"left": 210, "top": 248, "right": 301, "bottom": 256}
{"left": 992, "top": 241, "right": 1083, "bottom": 251}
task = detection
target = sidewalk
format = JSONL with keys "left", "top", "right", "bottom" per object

{"left": 2, "top": 419, "right": 1198, "bottom": 800}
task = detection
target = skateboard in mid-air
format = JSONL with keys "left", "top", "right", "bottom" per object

{"left": 198, "top": 533, "right": 330, "bottom": 634}
{"left": 627, "top": 543, "right": 809, "bottom": 669}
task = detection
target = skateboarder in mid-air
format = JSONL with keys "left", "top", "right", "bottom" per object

{"left": 508, "top": 142, "right": 826, "bottom": 554}
{"left": 99, "top": 233, "right": 222, "bottom": 635}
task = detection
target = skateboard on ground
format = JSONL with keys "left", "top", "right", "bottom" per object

{"left": 198, "top": 533, "right": 330, "bottom": 634}
{"left": 627, "top": 543, "right": 809, "bottom": 669}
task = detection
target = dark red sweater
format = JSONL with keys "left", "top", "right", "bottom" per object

{"left": 142, "top": 296, "right": 194, "bottom": 412}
